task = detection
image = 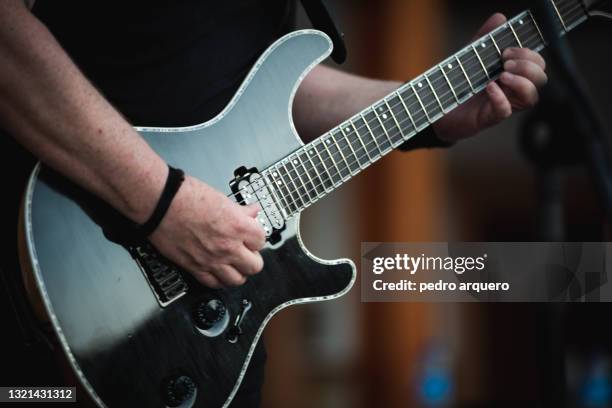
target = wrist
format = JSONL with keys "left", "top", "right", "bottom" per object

{"left": 120, "top": 157, "right": 169, "bottom": 224}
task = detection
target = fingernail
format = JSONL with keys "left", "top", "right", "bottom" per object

{"left": 504, "top": 60, "right": 516, "bottom": 70}
{"left": 501, "top": 72, "right": 514, "bottom": 83}
{"left": 503, "top": 48, "right": 513, "bottom": 59}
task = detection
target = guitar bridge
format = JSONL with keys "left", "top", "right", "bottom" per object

{"left": 130, "top": 243, "right": 188, "bottom": 307}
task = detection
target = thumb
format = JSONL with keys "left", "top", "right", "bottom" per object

{"left": 473, "top": 13, "right": 507, "bottom": 40}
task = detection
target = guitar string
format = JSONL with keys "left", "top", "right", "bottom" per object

{"left": 230, "top": 20, "right": 536, "bottom": 210}
{"left": 230, "top": 2, "right": 584, "bottom": 214}
{"left": 231, "top": 25, "right": 543, "bottom": 213}
{"left": 233, "top": 26, "right": 543, "bottom": 216}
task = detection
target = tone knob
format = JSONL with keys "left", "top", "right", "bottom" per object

{"left": 194, "top": 299, "right": 227, "bottom": 330}
{"left": 164, "top": 375, "right": 196, "bottom": 407}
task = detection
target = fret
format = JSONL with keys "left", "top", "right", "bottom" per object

{"left": 372, "top": 106, "right": 394, "bottom": 146}
{"left": 363, "top": 110, "right": 392, "bottom": 153}
{"left": 508, "top": 21, "right": 523, "bottom": 47}
{"left": 270, "top": 165, "right": 297, "bottom": 214}
{"left": 332, "top": 131, "right": 360, "bottom": 174}
{"left": 387, "top": 93, "right": 415, "bottom": 137}
{"left": 375, "top": 102, "right": 404, "bottom": 146}
{"left": 439, "top": 65, "right": 459, "bottom": 104}
{"left": 350, "top": 120, "right": 373, "bottom": 162}
{"left": 339, "top": 127, "right": 366, "bottom": 170}
{"left": 528, "top": 11, "right": 546, "bottom": 46}
{"left": 472, "top": 44, "right": 490, "bottom": 79}
{"left": 262, "top": 171, "right": 290, "bottom": 218}
{"left": 302, "top": 146, "right": 329, "bottom": 194}
{"left": 384, "top": 99, "right": 405, "bottom": 141}
{"left": 425, "top": 74, "right": 445, "bottom": 112}
{"left": 551, "top": 0, "right": 569, "bottom": 31}
{"left": 489, "top": 33, "right": 502, "bottom": 56}
{"left": 400, "top": 85, "right": 429, "bottom": 129}
{"left": 310, "top": 141, "right": 335, "bottom": 191}
{"left": 558, "top": 0, "right": 588, "bottom": 30}
{"left": 476, "top": 38, "right": 503, "bottom": 78}
{"left": 455, "top": 55, "right": 475, "bottom": 93}
{"left": 359, "top": 113, "right": 384, "bottom": 155}
{"left": 298, "top": 150, "right": 324, "bottom": 198}
{"left": 326, "top": 133, "right": 352, "bottom": 178}
{"left": 492, "top": 26, "right": 516, "bottom": 51}
{"left": 460, "top": 49, "right": 488, "bottom": 89}
{"left": 416, "top": 78, "right": 444, "bottom": 121}
{"left": 427, "top": 68, "right": 456, "bottom": 111}
{"left": 342, "top": 121, "right": 370, "bottom": 168}
{"left": 278, "top": 162, "right": 305, "bottom": 210}
{"left": 411, "top": 83, "right": 431, "bottom": 122}
{"left": 288, "top": 155, "right": 315, "bottom": 202}
{"left": 352, "top": 116, "right": 381, "bottom": 159}
{"left": 513, "top": 16, "right": 541, "bottom": 50}
{"left": 316, "top": 138, "right": 344, "bottom": 184}
{"left": 395, "top": 90, "right": 417, "bottom": 130}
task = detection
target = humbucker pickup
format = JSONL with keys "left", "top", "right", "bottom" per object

{"left": 130, "top": 244, "right": 188, "bottom": 307}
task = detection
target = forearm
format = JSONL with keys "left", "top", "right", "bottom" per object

{"left": 0, "top": 1, "right": 166, "bottom": 223}
{"left": 293, "top": 65, "right": 401, "bottom": 142}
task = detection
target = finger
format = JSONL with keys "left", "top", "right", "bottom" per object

{"left": 195, "top": 270, "right": 222, "bottom": 289}
{"left": 212, "top": 264, "right": 247, "bottom": 286}
{"left": 242, "top": 203, "right": 261, "bottom": 218}
{"left": 503, "top": 47, "right": 546, "bottom": 70}
{"left": 504, "top": 59, "right": 548, "bottom": 87}
{"left": 499, "top": 72, "right": 539, "bottom": 107}
{"left": 242, "top": 217, "right": 266, "bottom": 251}
{"left": 484, "top": 81, "right": 512, "bottom": 121}
{"left": 473, "top": 13, "right": 507, "bottom": 39}
{"left": 231, "top": 246, "right": 264, "bottom": 276}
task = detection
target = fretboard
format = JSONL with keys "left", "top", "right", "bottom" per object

{"left": 262, "top": 0, "right": 588, "bottom": 219}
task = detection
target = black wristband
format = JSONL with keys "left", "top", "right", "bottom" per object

{"left": 134, "top": 165, "right": 185, "bottom": 238}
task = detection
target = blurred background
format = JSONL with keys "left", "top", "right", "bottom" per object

{"left": 261, "top": 1, "right": 612, "bottom": 407}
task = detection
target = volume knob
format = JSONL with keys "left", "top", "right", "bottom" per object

{"left": 195, "top": 299, "right": 227, "bottom": 330}
{"left": 164, "top": 375, "right": 196, "bottom": 407}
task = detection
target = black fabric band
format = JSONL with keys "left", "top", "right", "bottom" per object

{"left": 134, "top": 165, "right": 185, "bottom": 238}
{"left": 397, "top": 126, "right": 455, "bottom": 151}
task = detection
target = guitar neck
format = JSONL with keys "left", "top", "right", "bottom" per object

{"left": 264, "top": 0, "right": 588, "bottom": 218}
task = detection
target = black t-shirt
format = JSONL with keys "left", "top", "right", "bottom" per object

{"left": 0, "top": 1, "right": 296, "bottom": 405}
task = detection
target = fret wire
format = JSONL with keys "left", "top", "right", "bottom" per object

{"left": 312, "top": 141, "right": 336, "bottom": 188}
{"left": 350, "top": 120, "right": 374, "bottom": 161}
{"left": 270, "top": 164, "right": 295, "bottom": 214}
{"left": 346, "top": 121, "right": 372, "bottom": 165}
{"left": 274, "top": 163, "right": 300, "bottom": 212}
{"left": 372, "top": 108, "right": 394, "bottom": 146}
{"left": 288, "top": 157, "right": 313, "bottom": 202}
{"left": 360, "top": 113, "right": 384, "bottom": 154}
{"left": 528, "top": 10, "right": 546, "bottom": 44}
{"left": 411, "top": 83, "right": 431, "bottom": 123}
{"left": 489, "top": 33, "right": 502, "bottom": 55}
{"left": 508, "top": 22, "right": 523, "bottom": 47}
{"left": 440, "top": 66, "right": 460, "bottom": 103}
{"left": 278, "top": 162, "right": 305, "bottom": 210}
{"left": 321, "top": 137, "right": 345, "bottom": 182}
{"left": 339, "top": 127, "right": 363, "bottom": 170}
{"left": 455, "top": 55, "right": 475, "bottom": 93}
{"left": 297, "top": 152, "right": 320, "bottom": 199}
{"left": 472, "top": 45, "right": 490, "bottom": 79}
{"left": 304, "top": 146, "right": 328, "bottom": 194}
{"left": 384, "top": 99, "right": 405, "bottom": 139}
{"left": 330, "top": 133, "right": 354, "bottom": 176}
{"left": 424, "top": 74, "right": 445, "bottom": 113}
{"left": 395, "top": 90, "right": 417, "bottom": 129}
{"left": 551, "top": 0, "right": 569, "bottom": 31}
{"left": 251, "top": 21, "right": 548, "bottom": 209}
{"left": 262, "top": 170, "right": 289, "bottom": 218}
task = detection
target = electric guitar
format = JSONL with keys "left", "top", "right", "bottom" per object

{"left": 19, "top": 1, "right": 607, "bottom": 406}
